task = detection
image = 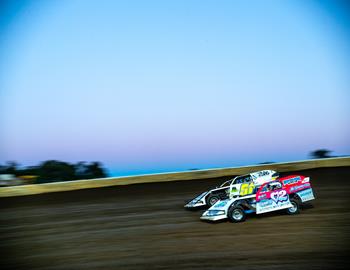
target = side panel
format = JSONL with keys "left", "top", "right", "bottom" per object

{"left": 279, "top": 175, "right": 313, "bottom": 195}
{"left": 256, "top": 189, "right": 292, "bottom": 214}
{"left": 282, "top": 175, "right": 315, "bottom": 203}
{"left": 296, "top": 188, "right": 315, "bottom": 202}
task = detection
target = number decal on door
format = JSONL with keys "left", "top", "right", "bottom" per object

{"left": 239, "top": 183, "right": 255, "bottom": 196}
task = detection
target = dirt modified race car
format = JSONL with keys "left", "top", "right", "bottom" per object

{"left": 184, "top": 170, "right": 279, "bottom": 209}
{"left": 201, "top": 174, "right": 315, "bottom": 222}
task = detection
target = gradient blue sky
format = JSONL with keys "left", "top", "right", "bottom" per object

{"left": 1, "top": 0, "right": 349, "bottom": 176}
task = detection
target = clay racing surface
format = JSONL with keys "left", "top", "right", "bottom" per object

{"left": 1, "top": 167, "right": 350, "bottom": 270}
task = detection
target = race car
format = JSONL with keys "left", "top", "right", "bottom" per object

{"left": 184, "top": 170, "right": 279, "bottom": 209}
{"left": 200, "top": 174, "right": 315, "bottom": 222}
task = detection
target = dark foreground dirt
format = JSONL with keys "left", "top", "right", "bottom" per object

{"left": 1, "top": 167, "right": 350, "bottom": 270}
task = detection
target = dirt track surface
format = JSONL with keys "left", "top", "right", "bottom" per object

{"left": 1, "top": 167, "right": 350, "bottom": 270}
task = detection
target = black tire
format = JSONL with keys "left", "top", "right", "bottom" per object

{"left": 228, "top": 206, "right": 246, "bottom": 223}
{"left": 286, "top": 198, "right": 300, "bottom": 215}
{"left": 206, "top": 194, "right": 220, "bottom": 207}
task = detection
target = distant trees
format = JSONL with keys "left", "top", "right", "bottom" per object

{"left": 37, "top": 160, "right": 76, "bottom": 183}
{"left": 0, "top": 161, "right": 19, "bottom": 175}
{"left": 309, "top": 149, "right": 332, "bottom": 159}
{"left": 74, "top": 161, "right": 106, "bottom": 180}
{"left": 0, "top": 160, "right": 108, "bottom": 183}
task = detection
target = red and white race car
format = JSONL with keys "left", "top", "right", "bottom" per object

{"left": 201, "top": 174, "right": 315, "bottom": 222}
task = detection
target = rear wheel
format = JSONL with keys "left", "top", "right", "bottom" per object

{"left": 206, "top": 194, "right": 220, "bottom": 207}
{"left": 228, "top": 206, "right": 246, "bottom": 222}
{"left": 286, "top": 198, "right": 300, "bottom": 215}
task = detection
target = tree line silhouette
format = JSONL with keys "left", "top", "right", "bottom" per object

{"left": 0, "top": 149, "right": 346, "bottom": 184}
{"left": 0, "top": 160, "right": 107, "bottom": 183}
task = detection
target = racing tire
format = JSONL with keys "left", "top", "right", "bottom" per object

{"left": 228, "top": 206, "right": 246, "bottom": 223}
{"left": 286, "top": 198, "right": 300, "bottom": 215}
{"left": 206, "top": 194, "right": 220, "bottom": 207}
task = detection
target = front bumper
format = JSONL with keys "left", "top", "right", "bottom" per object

{"left": 200, "top": 214, "right": 227, "bottom": 221}
{"left": 184, "top": 192, "right": 208, "bottom": 208}
{"left": 184, "top": 201, "right": 206, "bottom": 208}
{"left": 200, "top": 209, "right": 227, "bottom": 221}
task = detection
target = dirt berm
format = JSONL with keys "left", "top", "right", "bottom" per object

{"left": 1, "top": 167, "right": 350, "bottom": 270}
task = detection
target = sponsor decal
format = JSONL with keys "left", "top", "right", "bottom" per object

{"left": 290, "top": 183, "right": 311, "bottom": 192}
{"left": 252, "top": 171, "right": 270, "bottom": 180}
{"left": 257, "top": 189, "right": 290, "bottom": 214}
{"left": 297, "top": 188, "right": 315, "bottom": 202}
{"left": 270, "top": 190, "right": 288, "bottom": 204}
{"left": 298, "top": 188, "right": 312, "bottom": 196}
{"left": 302, "top": 177, "right": 310, "bottom": 183}
{"left": 282, "top": 176, "right": 301, "bottom": 185}
{"left": 257, "top": 198, "right": 290, "bottom": 213}
{"left": 259, "top": 199, "right": 273, "bottom": 207}
{"left": 257, "top": 171, "right": 270, "bottom": 177}
{"left": 258, "top": 193, "right": 267, "bottom": 200}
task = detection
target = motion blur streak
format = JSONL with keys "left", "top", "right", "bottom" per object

{"left": 1, "top": 166, "right": 350, "bottom": 269}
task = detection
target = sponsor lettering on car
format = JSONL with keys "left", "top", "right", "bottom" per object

{"left": 282, "top": 176, "right": 301, "bottom": 185}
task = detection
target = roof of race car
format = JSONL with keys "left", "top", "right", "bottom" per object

{"left": 222, "top": 170, "right": 277, "bottom": 185}
{"left": 249, "top": 170, "right": 276, "bottom": 179}
{"left": 228, "top": 170, "right": 276, "bottom": 183}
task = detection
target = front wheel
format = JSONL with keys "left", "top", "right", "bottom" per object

{"left": 228, "top": 206, "right": 246, "bottom": 222}
{"left": 206, "top": 194, "right": 220, "bottom": 207}
{"left": 286, "top": 198, "right": 300, "bottom": 215}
